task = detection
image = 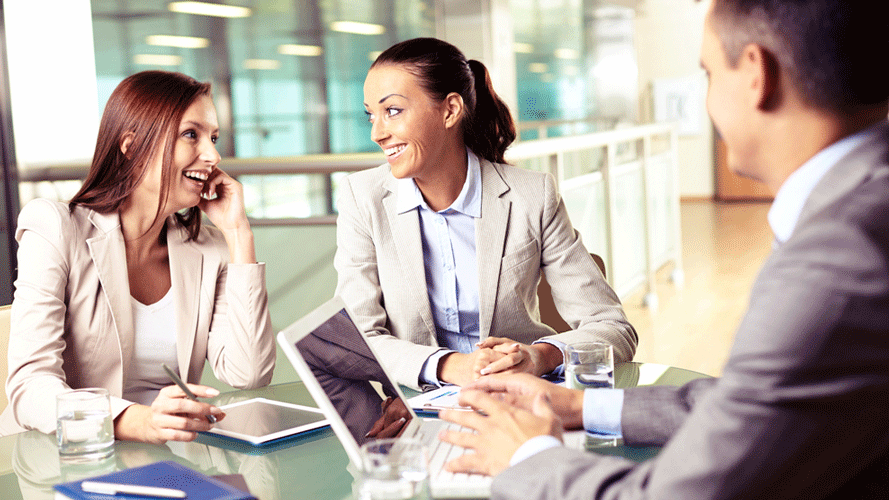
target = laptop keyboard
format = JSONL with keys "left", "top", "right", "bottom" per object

{"left": 415, "top": 420, "right": 490, "bottom": 485}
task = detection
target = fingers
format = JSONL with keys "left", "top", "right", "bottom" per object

{"left": 479, "top": 350, "right": 525, "bottom": 376}
{"left": 445, "top": 453, "right": 490, "bottom": 476}
{"left": 376, "top": 417, "right": 408, "bottom": 438}
{"left": 475, "top": 337, "right": 514, "bottom": 349}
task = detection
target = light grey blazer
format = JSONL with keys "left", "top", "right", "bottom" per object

{"left": 1, "top": 199, "right": 276, "bottom": 435}
{"left": 334, "top": 158, "right": 637, "bottom": 389}
{"left": 493, "top": 123, "right": 889, "bottom": 500}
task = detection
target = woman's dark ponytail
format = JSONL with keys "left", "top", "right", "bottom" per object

{"left": 371, "top": 38, "right": 516, "bottom": 165}
{"left": 466, "top": 60, "right": 516, "bottom": 164}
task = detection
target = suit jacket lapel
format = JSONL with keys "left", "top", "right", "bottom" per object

{"left": 476, "top": 160, "right": 511, "bottom": 338}
{"left": 86, "top": 210, "right": 132, "bottom": 390}
{"left": 799, "top": 123, "right": 889, "bottom": 224}
{"left": 166, "top": 220, "right": 203, "bottom": 379}
{"left": 383, "top": 174, "right": 438, "bottom": 340}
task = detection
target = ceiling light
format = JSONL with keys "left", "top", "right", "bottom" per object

{"left": 554, "top": 48, "right": 580, "bottom": 60}
{"left": 514, "top": 42, "right": 534, "bottom": 54}
{"left": 146, "top": 35, "right": 210, "bottom": 49}
{"left": 528, "top": 62, "right": 548, "bottom": 73}
{"left": 368, "top": 51, "right": 382, "bottom": 61}
{"left": 168, "top": 1, "right": 252, "bottom": 18}
{"left": 330, "top": 21, "right": 385, "bottom": 35}
{"left": 278, "top": 44, "right": 323, "bottom": 57}
{"left": 244, "top": 59, "right": 281, "bottom": 70}
{"left": 134, "top": 54, "right": 182, "bottom": 66}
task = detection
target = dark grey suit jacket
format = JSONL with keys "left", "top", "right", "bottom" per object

{"left": 493, "top": 123, "right": 889, "bottom": 499}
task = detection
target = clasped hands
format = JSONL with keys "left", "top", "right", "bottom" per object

{"left": 438, "top": 337, "right": 564, "bottom": 387}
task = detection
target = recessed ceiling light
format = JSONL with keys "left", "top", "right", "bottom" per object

{"left": 528, "top": 62, "right": 548, "bottom": 73}
{"left": 244, "top": 59, "right": 281, "bottom": 70}
{"left": 134, "top": 54, "right": 182, "bottom": 66}
{"left": 330, "top": 21, "right": 386, "bottom": 35}
{"left": 514, "top": 42, "right": 534, "bottom": 54}
{"left": 554, "top": 48, "right": 580, "bottom": 60}
{"left": 146, "top": 35, "right": 210, "bottom": 49}
{"left": 278, "top": 44, "right": 323, "bottom": 57}
{"left": 168, "top": 1, "right": 252, "bottom": 18}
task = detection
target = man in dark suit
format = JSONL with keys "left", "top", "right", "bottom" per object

{"left": 438, "top": 1, "right": 889, "bottom": 498}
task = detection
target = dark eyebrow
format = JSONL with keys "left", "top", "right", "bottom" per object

{"left": 379, "top": 93, "right": 406, "bottom": 104}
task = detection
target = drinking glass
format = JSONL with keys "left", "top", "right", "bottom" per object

{"left": 354, "top": 438, "right": 430, "bottom": 500}
{"left": 56, "top": 388, "right": 114, "bottom": 463}
{"left": 565, "top": 342, "right": 618, "bottom": 447}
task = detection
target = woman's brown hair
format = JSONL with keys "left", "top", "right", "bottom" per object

{"left": 370, "top": 37, "right": 516, "bottom": 165}
{"left": 69, "top": 70, "right": 212, "bottom": 240}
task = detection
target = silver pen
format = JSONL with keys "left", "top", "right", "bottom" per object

{"left": 81, "top": 481, "right": 187, "bottom": 498}
{"left": 161, "top": 363, "right": 217, "bottom": 423}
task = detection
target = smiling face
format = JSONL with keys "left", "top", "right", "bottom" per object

{"left": 363, "top": 65, "right": 456, "bottom": 181}
{"left": 135, "top": 94, "right": 221, "bottom": 215}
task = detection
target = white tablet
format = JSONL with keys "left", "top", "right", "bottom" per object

{"left": 204, "top": 398, "right": 329, "bottom": 445}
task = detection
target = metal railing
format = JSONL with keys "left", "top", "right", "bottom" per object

{"left": 15, "top": 123, "right": 682, "bottom": 308}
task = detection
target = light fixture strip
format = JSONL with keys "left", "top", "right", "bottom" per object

{"left": 146, "top": 35, "right": 210, "bottom": 49}
{"left": 329, "top": 21, "right": 386, "bottom": 35}
{"left": 168, "top": 1, "right": 252, "bottom": 18}
{"left": 278, "top": 44, "right": 323, "bottom": 57}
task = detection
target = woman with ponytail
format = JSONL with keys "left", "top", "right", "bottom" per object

{"left": 335, "top": 38, "right": 636, "bottom": 389}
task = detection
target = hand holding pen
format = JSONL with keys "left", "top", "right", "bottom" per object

{"left": 162, "top": 363, "right": 222, "bottom": 424}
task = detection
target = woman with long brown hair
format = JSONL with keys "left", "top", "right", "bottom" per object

{"left": 2, "top": 70, "right": 275, "bottom": 443}
{"left": 336, "top": 38, "right": 637, "bottom": 390}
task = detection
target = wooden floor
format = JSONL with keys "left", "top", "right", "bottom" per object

{"left": 622, "top": 200, "right": 774, "bottom": 377}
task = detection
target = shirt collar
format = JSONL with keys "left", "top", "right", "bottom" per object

{"left": 396, "top": 149, "right": 482, "bottom": 217}
{"left": 767, "top": 123, "right": 882, "bottom": 243}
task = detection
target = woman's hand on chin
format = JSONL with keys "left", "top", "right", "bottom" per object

{"left": 113, "top": 385, "right": 224, "bottom": 444}
{"left": 197, "top": 168, "right": 256, "bottom": 264}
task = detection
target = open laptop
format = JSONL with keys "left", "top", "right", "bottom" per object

{"left": 277, "top": 296, "right": 491, "bottom": 498}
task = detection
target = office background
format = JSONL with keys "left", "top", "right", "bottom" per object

{"left": 0, "top": 0, "right": 768, "bottom": 386}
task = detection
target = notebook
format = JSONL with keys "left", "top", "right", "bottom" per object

{"left": 54, "top": 460, "right": 254, "bottom": 500}
{"left": 276, "top": 296, "right": 492, "bottom": 499}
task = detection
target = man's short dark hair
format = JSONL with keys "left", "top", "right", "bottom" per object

{"left": 709, "top": 0, "right": 889, "bottom": 112}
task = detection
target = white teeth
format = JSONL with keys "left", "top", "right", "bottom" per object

{"left": 384, "top": 145, "right": 406, "bottom": 156}
{"left": 183, "top": 170, "right": 208, "bottom": 182}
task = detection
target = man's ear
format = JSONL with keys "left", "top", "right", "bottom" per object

{"left": 442, "top": 92, "right": 465, "bottom": 129}
{"left": 119, "top": 132, "right": 135, "bottom": 158}
{"left": 741, "top": 43, "right": 781, "bottom": 111}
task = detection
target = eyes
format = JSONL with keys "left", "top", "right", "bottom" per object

{"left": 182, "top": 129, "right": 219, "bottom": 144}
{"left": 365, "top": 106, "right": 403, "bottom": 123}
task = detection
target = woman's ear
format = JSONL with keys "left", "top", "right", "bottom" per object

{"left": 119, "top": 132, "right": 135, "bottom": 158}
{"left": 443, "top": 92, "right": 465, "bottom": 129}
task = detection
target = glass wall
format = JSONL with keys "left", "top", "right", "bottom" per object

{"left": 511, "top": 0, "right": 637, "bottom": 138}
{"left": 90, "top": 0, "right": 436, "bottom": 157}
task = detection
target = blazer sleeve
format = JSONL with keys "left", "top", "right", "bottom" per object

{"left": 5, "top": 200, "right": 132, "bottom": 433}
{"left": 537, "top": 173, "right": 638, "bottom": 362}
{"left": 494, "top": 198, "right": 889, "bottom": 500}
{"left": 203, "top": 236, "right": 276, "bottom": 389}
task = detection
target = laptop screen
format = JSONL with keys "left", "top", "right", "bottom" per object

{"left": 293, "top": 307, "right": 413, "bottom": 445}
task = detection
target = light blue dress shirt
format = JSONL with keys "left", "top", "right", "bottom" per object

{"left": 396, "top": 151, "right": 482, "bottom": 386}
{"left": 510, "top": 121, "right": 884, "bottom": 465}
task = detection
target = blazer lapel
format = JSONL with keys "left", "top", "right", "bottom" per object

{"left": 166, "top": 220, "right": 203, "bottom": 379}
{"left": 476, "top": 160, "right": 511, "bottom": 338}
{"left": 799, "top": 122, "right": 889, "bottom": 224}
{"left": 383, "top": 175, "right": 438, "bottom": 340}
{"left": 86, "top": 210, "right": 132, "bottom": 391}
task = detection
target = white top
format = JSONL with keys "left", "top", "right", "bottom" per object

{"left": 124, "top": 288, "right": 179, "bottom": 405}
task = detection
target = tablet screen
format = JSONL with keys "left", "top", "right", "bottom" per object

{"left": 206, "top": 398, "right": 328, "bottom": 444}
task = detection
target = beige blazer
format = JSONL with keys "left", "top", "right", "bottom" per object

{"left": 334, "top": 158, "right": 637, "bottom": 389}
{"left": 1, "top": 199, "right": 276, "bottom": 435}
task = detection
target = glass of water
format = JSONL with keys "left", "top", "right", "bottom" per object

{"left": 355, "top": 438, "right": 430, "bottom": 500}
{"left": 56, "top": 388, "right": 114, "bottom": 463}
{"left": 565, "top": 342, "right": 618, "bottom": 447}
